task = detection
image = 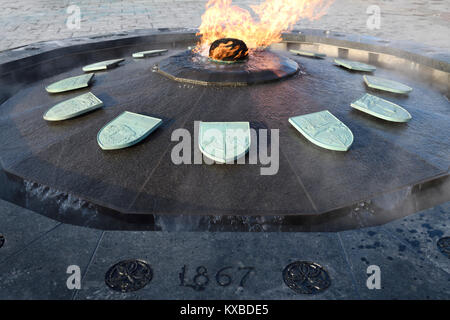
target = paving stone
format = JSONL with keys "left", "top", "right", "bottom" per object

{"left": 0, "top": 199, "right": 449, "bottom": 299}
{"left": 0, "top": 223, "right": 102, "bottom": 299}
{"left": 0, "top": 199, "right": 59, "bottom": 264}
{"left": 383, "top": 202, "right": 450, "bottom": 274}
{"left": 338, "top": 221, "right": 450, "bottom": 299}
{"left": 75, "top": 231, "right": 357, "bottom": 299}
{"left": 0, "top": 0, "right": 449, "bottom": 51}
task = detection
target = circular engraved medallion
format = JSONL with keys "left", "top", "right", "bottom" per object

{"left": 0, "top": 234, "right": 4, "bottom": 248}
{"left": 283, "top": 261, "right": 331, "bottom": 294}
{"left": 437, "top": 237, "right": 450, "bottom": 258}
{"left": 105, "top": 259, "right": 153, "bottom": 292}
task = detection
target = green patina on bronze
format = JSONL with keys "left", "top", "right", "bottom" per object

{"left": 43, "top": 92, "right": 103, "bottom": 121}
{"left": 97, "top": 111, "right": 162, "bottom": 150}
{"left": 351, "top": 93, "right": 412, "bottom": 122}
{"left": 334, "top": 59, "right": 376, "bottom": 72}
{"left": 83, "top": 58, "right": 125, "bottom": 72}
{"left": 198, "top": 122, "right": 251, "bottom": 163}
{"left": 289, "top": 110, "right": 354, "bottom": 152}
{"left": 45, "top": 73, "right": 94, "bottom": 93}
{"left": 290, "top": 49, "right": 326, "bottom": 58}
{"left": 363, "top": 75, "right": 413, "bottom": 94}
{"left": 132, "top": 49, "right": 168, "bottom": 58}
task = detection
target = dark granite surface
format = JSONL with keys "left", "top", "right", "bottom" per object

{"left": 0, "top": 30, "right": 448, "bottom": 230}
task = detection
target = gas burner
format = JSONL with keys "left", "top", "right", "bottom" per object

{"left": 156, "top": 48, "right": 299, "bottom": 86}
{"left": 208, "top": 38, "right": 249, "bottom": 64}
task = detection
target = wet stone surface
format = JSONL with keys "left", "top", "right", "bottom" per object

{"left": 0, "top": 43, "right": 447, "bottom": 226}
{"left": 74, "top": 230, "right": 354, "bottom": 299}
{"left": 437, "top": 237, "right": 450, "bottom": 259}
{"left": 0, "top": 199, "right": 448, "bottom": 299}
{"left": 0, "top": 220, "right": 102, "bottom": 299}
{"left": 157, "top": 49, "right": 299, "bottom": 85}
{"left": 339, "top": 225, "right": 450, "bottom": 299}
{"left": 383, "top": 201, "right": 450, "bottom": 273}
{"left": 0, "top": 198, "right": 60, "bottom": 261}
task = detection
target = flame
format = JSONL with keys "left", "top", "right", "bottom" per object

{"left": 196, "top": 0, "right": 334, "bottom": 56}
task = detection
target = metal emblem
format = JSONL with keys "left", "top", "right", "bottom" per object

{"left": 290, "top": 49, "right": 326, "bottom": 58}
{"left": 0, "top": 234, "right": 4, "bottom": 248}
{"left": 105, "top": 259, "right": 153, "bottom": 293}
{"left": 43, "top": 92, "right": 103, "bottom": 121}
{"left": 289, "top": 110, "right": 354, "bottom": 151}
{"left": 45, "top": 73, "right": 94, "bottom": 93}
{"left": 283, "top": 261, "right": 331, "bottom": 294}
{"left": 198, "top": 122, "right": 251, "bottom": 163}
{"left": 351, "top": 93, "right": 411, "bottom": 122}
{"left": 82, "top": 58, "right": 124, "bottom": 72}
{"left": 97, "top": 111, "right": 162, "bottom": 150}
{"left": 364, "top": 75, "right": 413, "bottom": 94}
{"left": 437, "top": 237, "right": 450, "bottom": 259}
{"left": 132, "top": 49, "right": 168, "bottom": 58}
{"left": 334, "top": 59, "right": 376, "bottom": 72}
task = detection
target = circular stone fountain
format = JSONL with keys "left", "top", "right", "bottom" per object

{"left": 156, "top": 49, "right": 299, "bottom": 86}
{"left": 0, "top": 29, "right": 448, "bottom": 231}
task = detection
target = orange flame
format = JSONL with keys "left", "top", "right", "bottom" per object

{"left": 196, "top": 0, "right": 334, "bottom": 56}
{"left": 209, "top": 41, "right": 248, "bottom": 61}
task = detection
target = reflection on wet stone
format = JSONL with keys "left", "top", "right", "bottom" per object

{"left": 437, "top": 237, "right": 450, "bottom": 259}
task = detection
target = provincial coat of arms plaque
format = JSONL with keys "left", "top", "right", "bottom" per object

{"left": 43, "top": 92, "right": 103, "bottom": 121}
{"left": 289, "top": 110, "right": 354, "bottom": 151}
{"left": 97, "top": 111, "right": 162, "bottom": 150}
{"left": 45, "top": 73, "right": 94, "bottom": 93}
{"left": 198, "top": 121, "right": 251, "bottom": 163}
{"left": 351, "top": 93, "right": 412, "bottom": 122}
